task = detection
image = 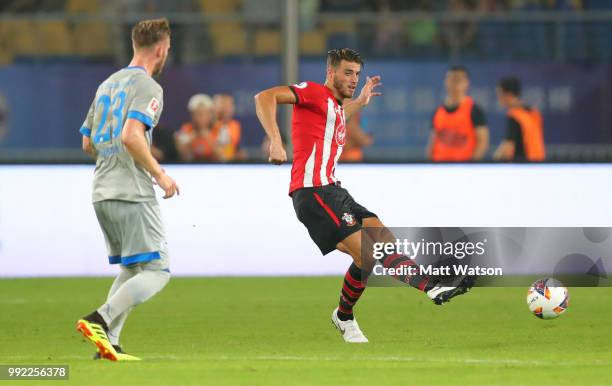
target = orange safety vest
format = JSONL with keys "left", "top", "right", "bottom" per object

{"left": 179, "top": 122, "right": 215, "bottom": 160}
{"left": 431, "top": 97, "right": 476, "bottom": 161}
{"left": 508, "top": 106, "right": 545, "bottom": 161}
{"left": 211, "top": 119, "right": 241, "bottom": 160}
{"left": 340, "top": 147, "right": 363, "bottom": 162}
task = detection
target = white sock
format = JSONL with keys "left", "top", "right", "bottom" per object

{"left": 104, "top": 266, "right": 137, "bottom": 345}
{"left": 98, "top": 269, "right": 170, "bottom": 327}
{"left": 107, "top": 307, "right": 133, "bottom": 346}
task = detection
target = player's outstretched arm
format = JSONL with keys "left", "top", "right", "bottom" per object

{"left": 254, "top": 86, "right": 295, "bottom": 165}
{"left": 344, "top": 75, "right": 382, "bottom": 120}
{"left": 121, "top": 118, "right": 180, "bottom": 199}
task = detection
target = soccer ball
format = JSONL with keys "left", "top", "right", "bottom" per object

{"left": 526, "top": 278, "right": 569, "bottom": 319}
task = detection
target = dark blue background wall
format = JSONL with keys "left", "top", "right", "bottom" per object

{"left": 0, "top": 61, "right": 609, "bottom": 150}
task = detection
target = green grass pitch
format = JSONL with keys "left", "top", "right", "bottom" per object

{"left": 1, "top": 277, "right": 611, "bottom": 385}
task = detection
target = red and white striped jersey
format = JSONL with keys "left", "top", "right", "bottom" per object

{"left": 288, "top": 81, "right": 346, "bottom": 194}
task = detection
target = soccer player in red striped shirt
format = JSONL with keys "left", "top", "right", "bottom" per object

{"left": 255, "top": 48, "right": 475, "bottom": 343}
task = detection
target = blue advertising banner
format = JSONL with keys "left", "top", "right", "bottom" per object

{"left": 0, "top": 61, "right": 609, "bottom": 150}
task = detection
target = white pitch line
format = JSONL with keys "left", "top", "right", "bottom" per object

{"left": 5, "top": 355, "right": 610, "bottom": 367}
{"left": 207, "top": 355, "right": 609, "bottom": 367}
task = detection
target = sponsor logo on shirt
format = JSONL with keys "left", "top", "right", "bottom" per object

{"left": 147, "top": 97, "right": 160, "bottom": 115}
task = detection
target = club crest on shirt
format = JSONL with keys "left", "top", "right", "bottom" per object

{"left": 342, "top": 212, "right": 356, "bottom": 226}
{"left": 334, "top": 105, "right": 346, "bottom": 146}
{"left": 147, "top": 97, "right": 160, "bottom": 115}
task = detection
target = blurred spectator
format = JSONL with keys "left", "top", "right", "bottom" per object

{"left": 373, "top": 0, "right": 404, "bottom": 56}
{"left": 320, "top": 0, "right": 365, "bottom": 12}
{"left": 507, "top": 0, "right": 544, "bottom": 11}
{"left": 0, "top": 0, "right": 65, "bottom": 13}
{"left": 101, "top": 0, "right": 198, "bottom": 14}
{"left": 106, "top": 0, "right": 200, "bottom": 65}
{"left": 175, "top": 94, "right": 217, "bottom": 162}
{"left": 152, "top": 126, "right": 179, "bottom": 163}
{"left": 340, "top": 112, "right": 373, "bottom": 162}
{"left": 366, "top": 0, "right": 413, "bottom": 10}
{"left": 211, "top": 94, "right": 246, "bottom": 162}
{"left": 440, "top": 0, "right": 478, "bottom": 58}
{"left": 477, "top": 0, "right": 504, "bottom": 11}
{"left": 494, "top": 76, "right": 546, "bottom": 162}
{"left": 427, "top": 65, "right": 489, "bottom": 161}
{"left": 406, "top": 1, "right": 438, "bottom": 57}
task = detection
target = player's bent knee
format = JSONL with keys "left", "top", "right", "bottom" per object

{"left": 337, "top": 241, "right": 361, "bottom": 266}
{"left": 158, "top": 270, "right": 171, "bottom": 287}
{"left": 136, "top": 270, "right": 170, "bottom": 306}
{"left": 362, "top": 218, "right": 395, "bottom": 243}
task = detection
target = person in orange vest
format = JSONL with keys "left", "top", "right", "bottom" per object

{"left": 494, "top": 76, "right": 545, "bottom": 162}
{"left": 212, "top": 94, "right": 246, "bottom": 161}
{"left": 175, "top": 93, "right": 217, "bottom": 162}
{"left": 340, "top": 111, "right": 373, "bottom": 162}
{"left": 427, "top": 66, "right": 489, "bottom": 162}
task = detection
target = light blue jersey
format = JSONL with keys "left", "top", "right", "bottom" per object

{"left": 80, "top": 66, "right": 163, "bottom": 203}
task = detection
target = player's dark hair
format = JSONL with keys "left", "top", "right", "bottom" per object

{"left": 327, "top": 48, "right": 363, "bottom": 68}
{"left": 448, "top": 65, "right": 469, "bottom": 78}
{"left": 498, "top": 76, "right": 522, "bottom": 97}
{"left": 132, "top": 18, "right": 171, "bottom": 49}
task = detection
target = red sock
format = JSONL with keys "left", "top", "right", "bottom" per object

{"left": 337, "top": 263, "right": 366, "bottom": 321}
{"left": 380, "top": 253, "right": 433, "bottom": 292}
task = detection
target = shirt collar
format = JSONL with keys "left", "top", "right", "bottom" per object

{"left": 124, "top": 66, "right": 146, "bottom": 72}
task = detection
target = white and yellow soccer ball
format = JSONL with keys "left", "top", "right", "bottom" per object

{"left": 526, "top": 278, "right": 569, "bottom": 319}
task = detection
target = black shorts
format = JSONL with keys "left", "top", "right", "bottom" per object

{"left": 291, "top": 184, "right": 377, "bottom": 255}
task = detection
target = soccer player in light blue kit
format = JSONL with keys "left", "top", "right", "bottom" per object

{"left": 76, "top": 18, "right": 179, "bottom": 361}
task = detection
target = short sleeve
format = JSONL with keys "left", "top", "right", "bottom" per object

{"left": 289, "top": 81, "right": 319, "bottom": 106}
{"left": 79, "top": 100, "right": 95, "bottom": 137}
{"left": 471, "top": 104, "right": 487, "bottom": 127}
{"left": 126, "top": 79, "right": 163, "bottom": 130}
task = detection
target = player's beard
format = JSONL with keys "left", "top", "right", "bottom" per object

{"left": 333, "top": 77, "right": 354, "bottom": 99}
